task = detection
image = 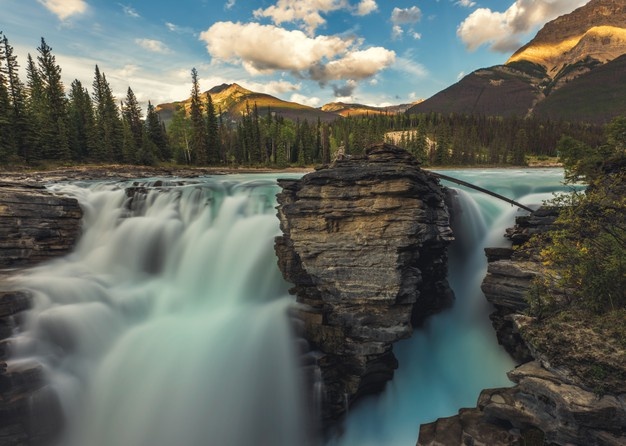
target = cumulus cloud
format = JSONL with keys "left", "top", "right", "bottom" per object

{"left": 254, "top": 0, "right": 348, "bottom": 35}
{"left": 332, "top": 80, "right": 357, "bottom": 98}
{"left": 135, "top": 39, "right": 171, "bottom": 54}
{"left": 200, "top": 21, "right": 395, "bottom": 82}
{"left": 457, "top": 0, "right": 588, "bottom": 52}
{"left": 356, "top": 0, "right": 378, "bottom": 16}
{"left": 248, "top": 80, "right": 302, "bottom": 95}
{"left": 38, "top": 0, "right": 87, "bottom": 20}
{"left": 455, "top": 0, "right": 476, "bottom": 7}
{"left": 290, "top": 93, "right": 321, "bottom": 107}
{"left": 309, "top": 46, "right": 396, "bottom": 82}
{"left": 391, "top": 6, "right": 422, "bottom": 25}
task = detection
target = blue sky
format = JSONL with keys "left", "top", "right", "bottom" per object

{"left": 1, "top": 0, "right": 588, "bottom": 109}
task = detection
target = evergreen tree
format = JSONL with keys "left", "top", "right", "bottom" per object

{"left": 189, "top": 68, "right": 207, "bottom": 165}
{"left": 0, "top": 38, "right": 11, "bottom": 162}
{"left": 145, "top": 101, "right": 170, "bottom": 161}
{"left": 25, "top": 53, "right": 45, "bottom": 162}
{"left": 121, "top": 86, "right": 143, "bottom": 159}
{"left": 67, "top": 79, "right": 96, "bottom": 161}
{"left": 36, "top": 38, "right": 70, "bottom": 160}
{"left": 205, "top": 92, "right": 219, "bottom": 164}
{"left": 92, "top": 65, "right": 123, "bottom": 162}
{"left": 0, "top": 33, "right": 28, "bottom": 163}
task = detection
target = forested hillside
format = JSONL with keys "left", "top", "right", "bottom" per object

{"left": 0, "top": 33, "right": 606, "bottom": 168}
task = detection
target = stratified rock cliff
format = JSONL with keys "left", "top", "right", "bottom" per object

{"left": 274, "top": 144, "right": 454, "bottom": 423}
{"left": 0, "top": 183, "right": 82, "bottom": 268}
{"left": 419, "top": 206, "right": 626, "bottom": 446}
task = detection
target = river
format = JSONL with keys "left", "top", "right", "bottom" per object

{"left": 10, "top": 169, "right": 571, "bottom": 446}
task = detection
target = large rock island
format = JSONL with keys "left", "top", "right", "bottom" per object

{"left": 274, "top": 144, "right": 454, "bottom": 424}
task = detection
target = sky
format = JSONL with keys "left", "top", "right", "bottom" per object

{"left": 1, "top": 0, "right": 589, "bottom": 110}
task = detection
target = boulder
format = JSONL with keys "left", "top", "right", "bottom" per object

{"left": 275, "top": 144, "right": 454, "bottom": 423}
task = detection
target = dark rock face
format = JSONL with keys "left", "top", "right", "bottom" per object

{"left": 275, "top": 144, "right": 454, "bottom": 423}
{"left": 480, "top": 206, "right": 559, "bottom": 363}
{"left": 0, "top": 182, "right": 81, "bottom": 445}
{"left": 420, "top": 206, "right": 626, "bottom": 446}
{"left": 0, "top": 290, "right": 64, "bottom": 446}
{"left": 0, "top": 183, "right": 82, "bottom": 268}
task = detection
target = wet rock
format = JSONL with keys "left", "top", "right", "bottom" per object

{"left": 275, "top": 144, "right": 454, "bottom": 423}
{"left": 0, "top": 183, "right": 82, "bottom": 268}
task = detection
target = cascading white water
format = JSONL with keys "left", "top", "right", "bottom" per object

{"left": 10, "top": 175, "right": 308, "bottom": 446}
{"left": 9, "top": 169, "right": 572, "bottom": 446}
{"left": 329, "top": 168, "right": 573, "bottom": 446}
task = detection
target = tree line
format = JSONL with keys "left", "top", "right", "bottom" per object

{"left": 0, "top": 33, "right": 606, "bottom": 168}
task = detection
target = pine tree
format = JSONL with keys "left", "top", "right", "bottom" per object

{"left": 0, "top": 33, "right": 28, "bottom": 163}
{"left": 67, "top": 79, "right": 96, "bottom": 161}
{"left": 205, "top": 92, "right": 219, "bottom": 164}
{"left": 121, "top": 86, "right": 143, "bottom": 159}
{"left": 36, "top": 38, "right": 70, "bottom": 160}
{"left": 145, "top": 101, "right": 170, "bottom": 161}
{"left": 25, "top": 53, "right": 45, "bottom": 162}
{"left": 189, "top": 68, "right": 207, "bottom": 165}
{"left": 92, "top": 65, "right": 123, "bottom": 162}
{"left": 0, "top": 37, "right": 11, "bottom": 162}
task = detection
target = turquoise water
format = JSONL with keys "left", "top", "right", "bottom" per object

{"left": 10, "top": 169, "right": 569, "bottom": 446}
{"left": 330, "top": 168, "right": 571, "bottom": 445}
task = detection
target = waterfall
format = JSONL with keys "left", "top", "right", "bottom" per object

{"left": 10, "top": 176, "right": 308, "bottom": 446}
{"left": 329, "top": 168, "right": 570, "bottom": 445}
{"left": 9, "top": 169, "right": 571, "bottom": 446}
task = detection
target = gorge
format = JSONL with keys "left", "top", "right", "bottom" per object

{"left": 0, "top": 155, "right": 621, "bottom": 445}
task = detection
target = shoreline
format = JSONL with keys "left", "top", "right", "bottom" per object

{"left": 0, "top": 162, "right": 562, "bottom": 183}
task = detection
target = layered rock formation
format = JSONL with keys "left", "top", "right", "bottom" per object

{"left": 275, "top": 144, "right": 454, "bottom": 422}
{"left": 419, "top": 206, "right": 626, "bottom": 446}
{"left": 0, "top": 183, "right": 82, "bottom": 268}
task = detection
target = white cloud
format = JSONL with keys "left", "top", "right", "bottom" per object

{"left": 455, "top": 0, "right": 476, "bottom": 7}
{"left": 225, "top": 0, "right": 236, "bottom": 9}
{"left": 393, "top": 57, "right": 428, "bottom": 77}
{"left": 392, "top": 25, "right": 404, "bottom": 40}
{"left": 254, "top": 0, "right": 348, "bottom": 35}
{"left": 135, "top": 39, "right": 171, "bottom": 54}
{"left": 391, "top": 6, "right": 422, "bottom": 25}
{"left": 356, "top": 0, "right": 378, "bottom": 16}
{"left": 290, "top": 93, "right": 321, "bottom": 107}
{"left": 200, "top": 21, "right": 394, "bottom": 82}
{"left": 411, "top": 32, "right": 422, "bottom": 40}
{"left": 310, "top": 47, "right": 396, "bottom": 82}
{"left": 457, "top": 0, "right": 588, "bottom": 52}
{"left": 38, "top": 0, "right": 87, "bottom": 20}
{"left": 121, "top": 5, "right": 140, "bottom": 18}
{"left": 246, "top": 80, "right": 302, "bottom": 95}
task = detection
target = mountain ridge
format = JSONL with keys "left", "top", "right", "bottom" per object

{"left": 408, "top": 0, "right": 626, "bottom": 123}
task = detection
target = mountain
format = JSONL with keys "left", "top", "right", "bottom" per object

{"left": 320, "top": 101, "right": 422, "bottom": 117}
{"left": 156, "top": 83, "right": 338, "bottom": 125}
{"left": 408, "top": 0, "right": 626, "bottom": 123}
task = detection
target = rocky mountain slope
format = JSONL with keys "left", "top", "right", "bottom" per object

{"left": 408, "top": 0, "right": 626, "bottom": 123}
{"left": 320, "top": 101, "right": 420, "bottom": 117}
{"left": 156, "top": 83, "right": 338, "bottom": 125}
